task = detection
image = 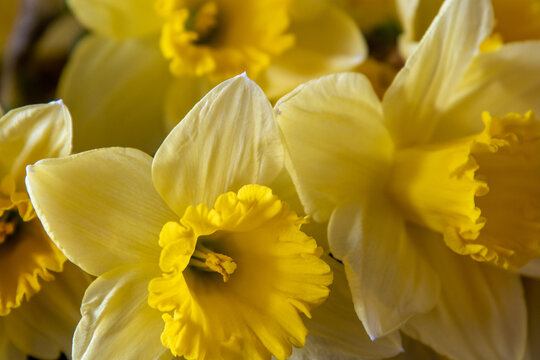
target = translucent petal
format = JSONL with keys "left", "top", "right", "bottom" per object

{"left": 26, "top": 148, "right": 176, "bottom": 276}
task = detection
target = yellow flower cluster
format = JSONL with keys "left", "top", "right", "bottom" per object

{"left": 2, "top": 0, "right": 540, "bottom": 359}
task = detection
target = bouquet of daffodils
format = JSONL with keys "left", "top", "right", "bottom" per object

{"left": 1, "top": 0, "right": 539, "bottom": 359}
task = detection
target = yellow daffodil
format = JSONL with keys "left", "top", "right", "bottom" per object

{"left": 276, "top": 0, "right": 539, "bottom": 358}
{"left": 333, "top": 0, "right": 397, "bottom": 31}
{"left": 397, "top": 0, "right": 540, "bottom": 57}
{"left": 0, "top": 101, "right": 91, "bottom": 359}
{"left": 25, "top": 75, "right": 402, "bottom": 359}
{"left": 57, "top": 0, "right": 366, "bottom": 155}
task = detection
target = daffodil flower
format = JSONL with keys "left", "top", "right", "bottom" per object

{"left": 57, "top": 0, "right": 366, "bottom": 155}
{"left": 26, "top": 75, "right": 402, "bottom": 359}
{"left": 276, "top": 0, "right": 540, "bottom": 358}
{"left": 397, "top": 0, "right": 540, "bottom": 57}
{"left": 0, "top": 101, "right": 91, "bottom": 359}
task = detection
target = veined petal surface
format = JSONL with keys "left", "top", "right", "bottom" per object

{"left": 26, "top": 148, "right": 177, "bottom": 276}
{"left": 433, "top": 41, "right": 540, "bottom": 142}
{"left": 264, "top": 3, "right": 366, "bottom": 99}
{"left": 67, "top": 0, "right": 162, "bottom": 38}
{"left": 153, "top": 74, "right": 283, "bottom": 216}
{"left": 58, "top": 35, "right": 169, "bottom": 155}
{"left": 383, "top": 0, "right": 493, "bottom": 147}
{"left": 74, "top": 263, "right": 169, "bottom": 360}
{"left": 276, "top": 72, "right": 393, "bottom": 222}
{"left": 0, "top": 102, "right": 71, "bottom": 187}
{"left": 328, "top": 195, "right": 440, "bottom": 339}
{"left": 290, "top": 255, "right": 403, "bottom": 360}
{"left": 402, "top": 226, "right": 527, "bottom": 360}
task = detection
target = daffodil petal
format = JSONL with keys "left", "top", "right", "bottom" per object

{"left": 433, "top": 41, "right": 540, "bottom": 142}
{"left": 67, "top": 0, "right": 162, "bottom": 38}
{"left": 276, "top": 72, "right": 393, "bottom": 222}
{"left": 74, "top": 263, "right": 169, "bottom": 360}
{"left": 291, "top": 255, "right": 403, "bottom": 360}
{"left": 0, "top": 101, "right": 71, "bottom": 187}
{"left": 163, "top": 75, "right": 215, "bottom": 131}
{"left": 0, "top": 323, "right": 24, "bottom": 360}
{"left": 264, "top": 3, "right": 366, "bottom": 99}
{"left": 4, "top": 262, "right": 90, "bottom": 359}
{"left": 520, "top": 258, "right": 540, "bottom": 278}
{"left": 153, "top": 74, "right": 282, "bottom": 216}
{"left": 402, "top": 226, "right": 527, "bottom": 360}
{"left": 58, "top": 34, "right": 169, "bottom": 155}
{"left": 26, "top": 148, "right": 177, "bottom": 276}
{"left": 383, "top": 0, "right": 493, "bottom": 147}
{"left": 328, "top": 197, "right": 440, "bottom": 339}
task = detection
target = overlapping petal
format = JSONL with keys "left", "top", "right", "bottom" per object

{"left": 58, "top": 35, "right": 169, "bottom": 154}
{"left": 4, "top": 262, "right": 90, "bottom": 359}
{"left": 328, "top": 196, "right": 440, "bottom": 339}
{"left": 432, "top": 41, "right": 540, "bottom": 142}
{"left": 26, "top": 148, "right": 177, "bottom": 276}
{"left": 264, "top": 3, "right": 366, "bottom": 99}
{"left": 0, "top": 102, "right": 71, "bottom": 186}
{"left": 153, "top": 74, "right": 283, "bottom": 216}
{"left": 291, "top": 255, "right": 403, "bottom": 360}
{"left": 74, "top": 263, "right": 169, "bottom": 360}
{"left": 402, "top": 226, "right": 527, "bottom": 360}
{"left": 383, "top": 0, "right": 493, "bottom": 147}
{"left": 276, "top": 73, "right": 393, "bottom": 222}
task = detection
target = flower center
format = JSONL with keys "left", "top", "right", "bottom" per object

{"left": 189, "top": 241, "right": 237, "bottom": 282}
{"left": 148, "top": 184, "right": 331, "bottom": 360}
{"left": 155, "top": 0, "right": 294, "bottom": 80}
{"left": 389, "top": 111, "right": 540, "bottom": 269}
{"left": 0, "top": 210, "right": 20, "bottom": 245}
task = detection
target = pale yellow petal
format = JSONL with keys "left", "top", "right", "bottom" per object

{"left": 402, "top": 226, "right": 527, "bottom": 360}
{"left": 291, "top": 255, "right": 403, "bottom": 360}
{"left": 275, "top": 73, "right": 393, "bottom": 222}
{"left": 153, "top": 74, "right": 282, "bottom": 216}
{"left": 26, "top": 148, "right": 177, "bottom": 276}
{"left": 58, "top": 34, "right": 169, "bottom": 155}
{"left": 264, "top": 3, "right": 366, "bottom": 99}
{"left": 383, "top": 0, "right": 493, "bottom": 147}
{"left": 67, "top": 0, "right": 162, "bottom": 38}
{"left": 520, "top": 258, "right": 540, "bottom": 278}
{"left": 328, "top": 196, "right": 440, "bottom": 338}
{"left": 74, "top": 263, "right": 169, "bottom": 360}
{"left": 433, "top": 42, "right": 540, "bottom": 142}
{"left": 163, "top": 75, "right": 215, "bottom": 131}
{"left": 0, "top": 322, "right": 24, "bottom": 360}
{"left": 0, "top": 101, "right": 71, "bottom": 187}
{"left": 4, "top": 262, "right": 90, "bottom": 359}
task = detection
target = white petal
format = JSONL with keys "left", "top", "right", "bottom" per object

{"left": 74, "top": 263, "right": 169, "bottom": 360}
{"left": 383, "top": 0, "right": 493, "bottom": 147}
{"left": 403, "top": 226, "right": 527, "bottom": 360}
{"left": 26, "top": 147, "right": 176, "bottom": 276}
{"left": 153, "top": 74, "right": 282, "bottom": 215}
{"left": 328, "top": 195, "right": 440, "bottom": 338}
{"left": 276, "top": 72, "right": 393, "bottom": 222}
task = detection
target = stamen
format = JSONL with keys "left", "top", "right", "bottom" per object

{"left": 189, "top": 243, "right": 237, "bottom": 282}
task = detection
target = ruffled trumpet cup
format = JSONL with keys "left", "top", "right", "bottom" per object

{"left": 0, "top": 102, "right": 91, "bottom": 359}
{"left": 276, "top": 0, "right": 539, "bottom": 358}
{"left": 26, "top": 75, "right": 335, "bottom": 360}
